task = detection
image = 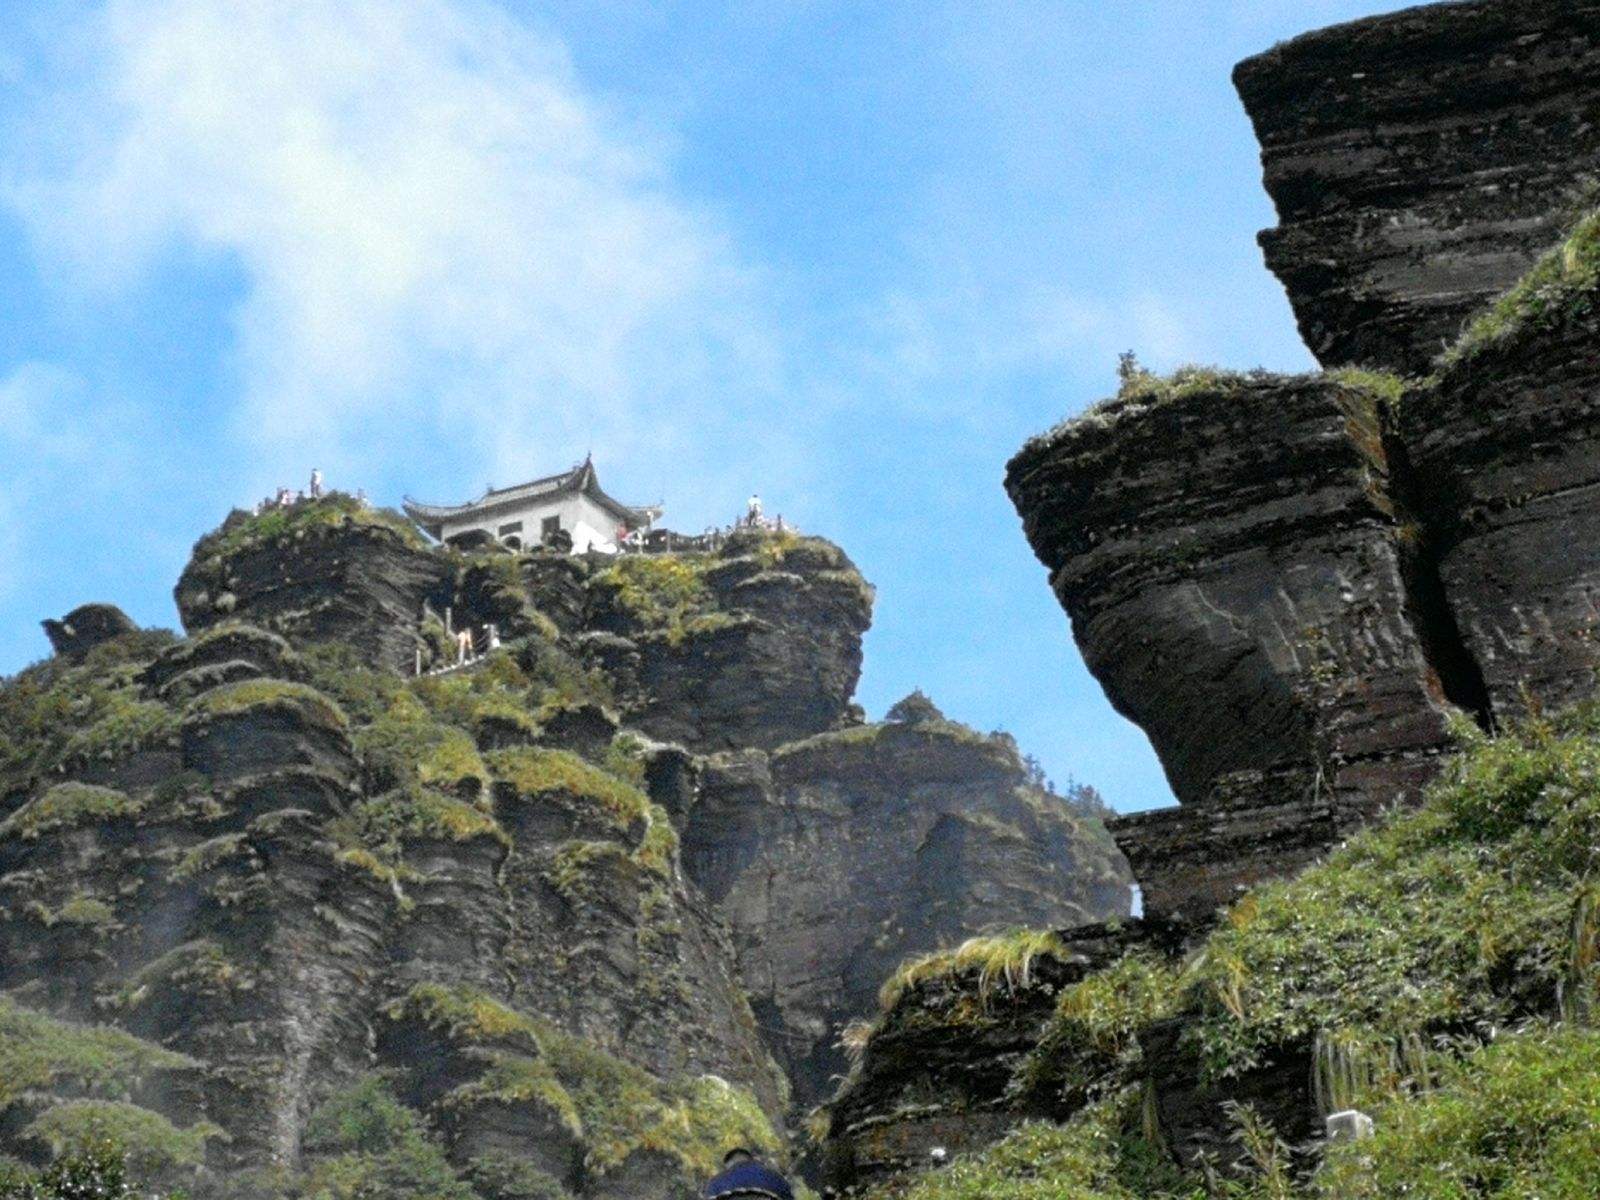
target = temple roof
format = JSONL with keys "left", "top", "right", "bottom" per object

{"left": 403, "top": 458, "right": 662, "bottom": 539}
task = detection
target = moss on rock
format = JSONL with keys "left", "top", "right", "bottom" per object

{"left": 0, "top": 783, "right": 142, "bottom": 841}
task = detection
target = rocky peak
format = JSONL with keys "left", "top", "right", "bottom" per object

{"left": 1236, "top": 0, "right": 1600, "bottom": 373}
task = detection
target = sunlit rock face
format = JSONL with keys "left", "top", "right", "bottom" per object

{"left": 0, "top": 500, "right": 1127, "bottom": 1197}
{"left": 1236, "top": 0, "right": 1600, "bottom": 374}
{"left": 1005, "top": 372, "right": 1455, "bottom": 919}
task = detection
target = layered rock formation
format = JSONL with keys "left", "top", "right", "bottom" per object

{"left": 1006, "top": 3, "right": 1600, "bottom": 924}
{"left": 1236, "top": 0, "right": 1600, "bottom": 373}
{"left": 1005, "top": 371, "right": 1456, "bottom": 917}
{"left": 682, "top": 715, "right": 1130, "bottom": 1105}
{"left": 0, "top": 500, "right": 1128, "bottom": 1197}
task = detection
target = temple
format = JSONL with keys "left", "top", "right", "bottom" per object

{"left": 403, "top": 457, "right": 661, "bottom": 554}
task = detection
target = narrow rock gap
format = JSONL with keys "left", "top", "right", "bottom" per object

{"left": 1378, "top": 413, "right": 1495, "bottom": 732}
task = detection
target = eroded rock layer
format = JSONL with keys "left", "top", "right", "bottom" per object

{"left": 681, "top": 717, "right": 1132, "bottom": 1106}
{"left": 1005, "top": 372, "right": 1453, "bottom": 917}
{"left": 1400, "top": 267, "right": 1600, "bottom": 719}
{"left": 1235, "top": 0, "right": 1600, "bottom": 373}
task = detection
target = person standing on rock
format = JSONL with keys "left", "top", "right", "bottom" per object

{"left": 703, "top": 1148, "right": 794, "bottom": 1200}
{"left": 310, "top": 467, "right": 323, "bottom": 499}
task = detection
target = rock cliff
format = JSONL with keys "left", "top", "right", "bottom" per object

{"left": 1235, "top": 0, "right": 1600, "bottom": 373}
{"left": 1007, "top": 6, "right": 1600, "bottom": 924}
{"left": 0, "top": 500, "right": 1128, "bottom": 1197}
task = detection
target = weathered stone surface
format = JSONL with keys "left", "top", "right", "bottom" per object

{"left": 175, "top": 504, "right": 453, "bottom": 674}
{"left": 682, "top": 718, "right": 1132, "bottom": 1106}
{"left": 1006, "top": 373, "right": 1454, "bottom": 918}
{"left": 822, "top": 920, "right": 1173, "bottom": 1192}
{"left": 1235, "top": 0, "right": 1600, "bottom": 373}
{"left": 41, "top": 603, "right": 139, "bottom": 658}
{"left": 1399, "top": 293, "right": 1600, "bottom": 719}
{"left": 585, "top": 532, "right": 874, "bottom": 752}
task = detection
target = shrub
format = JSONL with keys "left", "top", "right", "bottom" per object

{"left": 878, "top": 930, "right": 1067, "bottom": 1013}
{"left": 300, "top": 1076, "right": 475, "bottom": 1200}
{"left": 0, "top": 785, "right": 141, "bottom": 841}
{"left": 192, "top": 492, "right": 427, "bottom": 560}
{"left": 23, "top": 1102, "right": 220, "bottom": 1176}
{"left": 1445, "top": 207, "right": 1600, "bottom": 365}
{"left": 488, "top": 747, "right": 650, "bottom": 831}
{"left": 1316, "top": 1025, "right": 1600, "bottom": 1199}
{"left": 0, "top": 998, "right": 196, "bottom": 1109}
{"left": 0, "top": 1140, "right": 188, "bottom": 1199}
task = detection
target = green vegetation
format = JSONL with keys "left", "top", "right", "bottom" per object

{"left": 111, "top": 941, "right": 245, "bottom": 1012}
{"left": 354, "top": 695, "right": 487, "bottom": 797}
{"left": 0, "top": 630, "right": 178, "bottom": 791}
{"left": 337, "top": 784, "right": 509, "bottom": 855}
{"left": 593, "top": 555, "right": 713, "bottom": 644}
{"left": 389, "top": 984, "right": 780, "bottom": 1183}
{"left": 1317, "top": 1025, "right": 1600, "bottom": 1199}
{"left": 192, "top": 492, "right": 427, "bottom": 560}
{"left": 1445, "top": 207, "right": 1600, "bottom": 366}
{"left": 878, "top": 930, "right": 1067, "bottom": 1014}
{"left": 186, "top": 679, "right": 349, "bottom": 732}
{"left": 1016, "top": 953, "right": 1182, "bottom": 1109}
{"left": 300, "top": 1076, "right": 476, "bottom": 1200}
{"left": 1183, "top": 707, "right": 1600, "bottom": 1079}
{"left": 23, "top": 1102, "right": 220, "bottom": 1175}
{"left": 1326, "top": 366, "right": 1406, "bottom": 405}
{"left": 60, "top": 696, "right": 180, "bottom": 764}
{"left": 0, "top": 998, "right": 196, "bottom": 1111}
{"left": 0, "top": 1141, "right": 190, "bottom": 1200}
{"left": 0, "top": 784, "right": 141, "bottom": 841}
{"left": 299, "top": 643, "right": 405, "bottom": 724}
{"left": 488, "top": 747, "right": 650, "bottom": 832}
{"left": 857, "top": 704, "right": 1600, "bottom": 1199}
{"left": 465, "top": 1155, "right": 572, "bottom": 1200}
{"left": 863, "top": 1099, "right": 1189, "bottom": 1200}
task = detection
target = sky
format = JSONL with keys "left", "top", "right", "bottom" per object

{"left": 0, "top": 0, "right": 1417, "bottom": 815}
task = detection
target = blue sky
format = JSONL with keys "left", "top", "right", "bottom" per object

{"left": 0, "top": 0, "right": 1414, "bottom": 813}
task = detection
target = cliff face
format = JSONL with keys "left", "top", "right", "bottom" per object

{"left": 1235, "top": 0, "right": 1600, "bottom": 374}
{"left": 0, "top": 501, "right": 1128, "bottom": 1197}
{"left": 681, "top": 718, "right": 1131, "bottom": 1107}
{"left": 1004, "top": 3, "right": 1600, "bottom": 924}
{"left": 1005, "top": 371, "right": 1455, "bottom": 917}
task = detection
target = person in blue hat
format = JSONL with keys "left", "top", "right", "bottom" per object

{"left": 704, "top": 1147, "right": 795, "bottom": 1199}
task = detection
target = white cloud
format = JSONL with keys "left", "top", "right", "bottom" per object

{"left": 7, "top": 0, "right": 785, "bottom": 494}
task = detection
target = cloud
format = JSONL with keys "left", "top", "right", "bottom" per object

{"left": 6, "top": 0, "right": 786, "bottom": 494}
{"left": 0, "top": 362, "right": 136, "bottom": 601}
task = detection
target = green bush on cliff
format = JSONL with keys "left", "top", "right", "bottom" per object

{"left": 341, "top": 783, "right": 509, "bottom": 852}
{"left": 0, "top": 784, "right": 142, "bottom": 841}
{"left": 23, "top": 1101, "right": 221, "bottom": 1176}
{"left": 0, "top": 998, "right": 196, "bottom": 1110}
{"left": 593, "top": 555, "right": 714, "bottom": 644}
{"left": 0, "top": 1141, "right": 188, "bottom": 1200}
{"left": 193, "top": 492, "right": 427, "bottom": 560}
{"left": 354, "top": 695, "right": 488, "bottom": 797}
{"left": 390, "top": 984, "right": 780, "bottom": 1184}
{"left": 878, "top": 929, "right": 1067, "bottom": 1013}
{"left": 0, "top": 630, "right": 177, "bottom": 791}
{"left": 300, "top": 1075, "right": 476, "bottom": 1200}
{"left": 1446, "top": 207, "right": 1600, "bottom": 365}
{"left": 1316, "top": 1024, "right": 1600, "bottom": 1199}
{"left": 1184, "top": 708, "right": 1600, "bottom": 1079}
{"left": 60, "top": 696, "right": 180, "bottom": 764}
{"left": 488, "top": 747, "right": 650, "bottom": 832}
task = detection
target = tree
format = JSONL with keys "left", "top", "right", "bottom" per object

{"left": 885, "top": 689, "right": 943, "bottom": 725}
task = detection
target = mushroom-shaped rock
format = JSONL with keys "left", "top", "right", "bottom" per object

{"left": 41, "top": 604, "right": 138, "bottom": 658}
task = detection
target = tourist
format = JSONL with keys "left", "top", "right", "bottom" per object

{"left": 702, "top": 1148, "right": 793, "bottom": 1200}
{"left": 310, "top": 468, "right": 323, "bottom": 499}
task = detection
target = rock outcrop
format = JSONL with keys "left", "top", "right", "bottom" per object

{"left": 1005, "top": 370, "right": 1455, "bottom": 918}
{"left": 41, "top": 603, "right": 139, "bottom": 658}
{"left": 175, "top": 495, "right": 454, "bottom": 675}
{"left": 682, "top": 716, "right": 1132, "bottom": 1106}
{"left": 583, "top": 530, "right": 874, "bottom": 752}
{"left": 0, "top": 499, "right": 1127, "bottom": 1196}
{"left": 1235, "top": 0, "right": 1600, "bottom": 374}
